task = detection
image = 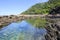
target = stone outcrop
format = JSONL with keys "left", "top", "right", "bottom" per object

{"left": 0, "top": 15, "right": 19, "bottom": 29}
{"left": 0, "top": 15, "right": 27, "bottom": 28}
{"left": 45, "top": 6, "right": 60, "bottom": 40}
{"left": 0, "top": 15, "right": 44, "bottom": 29}
{"left": 45, "top": 16, "right": 60, "bottom": 40}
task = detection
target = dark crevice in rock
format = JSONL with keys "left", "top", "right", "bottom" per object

{"left": 45, "top": 6, "right": 60, "bottom": 40}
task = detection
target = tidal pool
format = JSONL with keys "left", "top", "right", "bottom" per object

{"left": 0, "top": 20, "right": 46, "bottom": 40}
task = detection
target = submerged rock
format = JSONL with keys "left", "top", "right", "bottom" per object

{"left": 45, "top": 23, "right": 60, "bottom": 40}
{"left": 0, "top": 21, "right": 46, "bottom": 40}
{"left": 45, "top": 6, "right": 60, "bottom": 40}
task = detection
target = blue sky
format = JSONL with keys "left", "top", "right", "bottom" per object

{"left": 0, "top": 0, "right": 48, "bottom": 16}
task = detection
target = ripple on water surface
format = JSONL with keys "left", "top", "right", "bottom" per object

{"left": 0, "top": 20, "right": 46, "bottom": 40}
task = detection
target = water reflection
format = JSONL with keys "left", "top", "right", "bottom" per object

{"left": 0, "top": 20, "right": 46, "bottom": 40}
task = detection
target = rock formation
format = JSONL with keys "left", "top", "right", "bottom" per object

{"left": 45, "top": 17, "right": 60, "bottom": 40}
{"left": 0, "top": 15, "right": 19, "bottom": 29}
{"left": 0, "top": 15, "right": 43, "bottom": 29}
{"left": 45, "top": 6, "right": 60, "bottom": 40}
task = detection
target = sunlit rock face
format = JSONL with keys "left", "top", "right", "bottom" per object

{"left": 0, "top": 21, "right": 46, "bottom": 40}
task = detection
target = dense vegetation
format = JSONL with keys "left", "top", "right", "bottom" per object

{"left": 21, "top": 0, "right": 60, "bottom": 28}
{"left": 22, "top": 0, "right": 60, "bottom": 14}
{"left": 49, "top": 6, "right": 60, "bottom": 14}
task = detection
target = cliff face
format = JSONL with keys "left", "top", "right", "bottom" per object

{"left": 45, "top": 15, "right": 60, "bottom": 40}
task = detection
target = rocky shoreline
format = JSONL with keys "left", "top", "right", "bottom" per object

{"left": 0, "top": 15, "right": 45, "bottom": 29}
{"left": 0, "top": 15, "right": 21, "bottom": 28}
{"left": 45, "top": 15, "right": 60, "bottom": 40}
{"left": 0, "top": 15, "right": 60, "bottom": 40}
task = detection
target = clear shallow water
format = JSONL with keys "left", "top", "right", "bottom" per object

{"left": 0, "top": 20, "right": 46, "bottom": 40}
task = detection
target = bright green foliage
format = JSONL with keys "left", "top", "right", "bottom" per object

{"left": 22, "top": 0, "right": 60, "bottom": 28}
{"left": 22, "top": 3, "right": 49, "bottom": 14}
{"left": 22, "top": 0, "right": 60, "bottom": 14}
{"left": 48, "top": 0, "right": 60, "bottom": 8}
